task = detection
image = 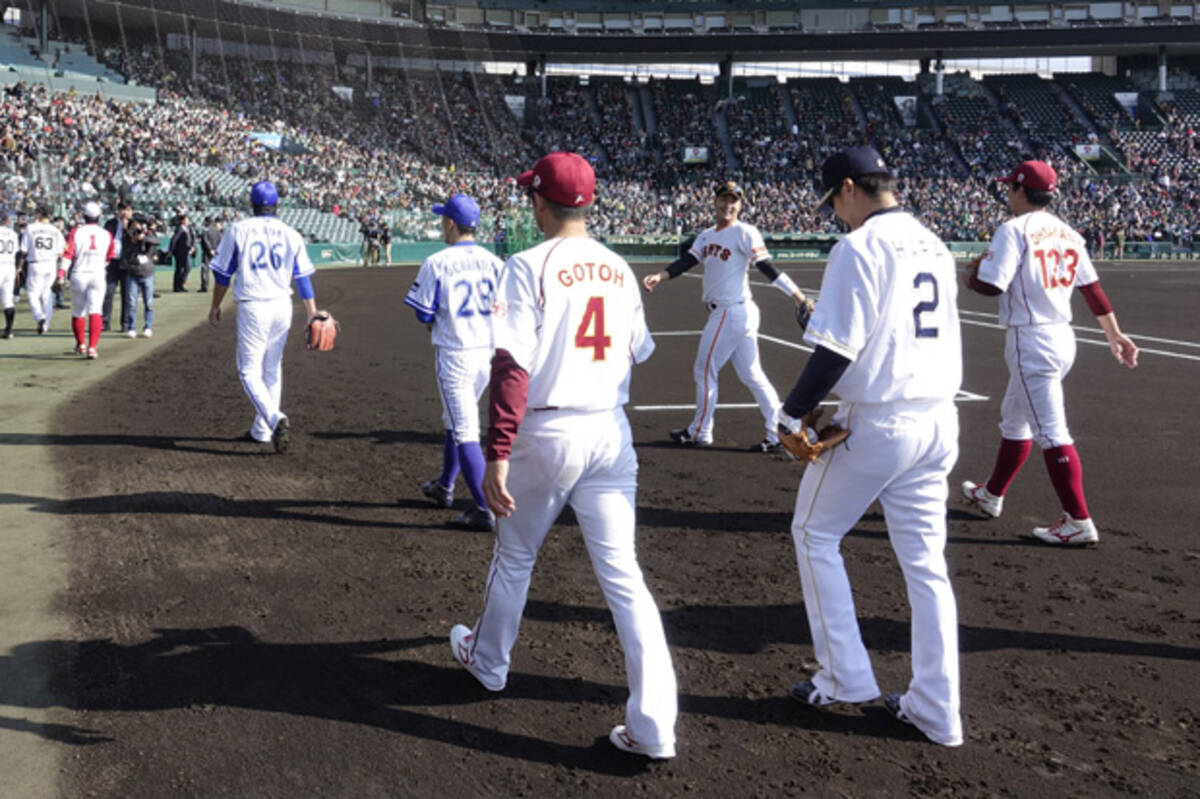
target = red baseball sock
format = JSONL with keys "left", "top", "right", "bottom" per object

{"left": 985, "top": 438, "right": 1032, "bottom": 497}
{"left": 88, "top": 314, "right": 102, "bottom": 349}
{"left": 71, "top": 316, "right": 85, "bottom": 348}
{"left": 1043, "top": 444, "right": 1089, "bottom": 520}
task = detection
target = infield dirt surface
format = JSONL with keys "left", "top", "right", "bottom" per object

{"left": 5, "top": 263, "right": 1197, "bottom": 797}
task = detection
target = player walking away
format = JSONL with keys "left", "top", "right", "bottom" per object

{"left": 379, "top": 221, "right": 392, "bottom": 267}
{"left": 962, "top": 160, "right": 1138, "bottom": 546}
{"left": 20, "top": 205, "right": 65, "bottom": 335}
{"left": 643, "top": 181, "right": 810, "bottom": 451}
{"left": 0, "top": 216, "right": 19, "bottom": 339}
{"left": 783, "top": 146, "right": 964, "bottom": 747}
{"left": 60, "top": 202, "right": 115, "bottom": 359}
{"left": 207, "top": 181, "right": 323, "bottom": 453}
{"left": 406, "top": 193, "right": 503, "bottom": 532}
{"left": 450, "top": 152, "right": 678, "bottom": 760}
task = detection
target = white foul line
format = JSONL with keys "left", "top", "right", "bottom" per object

{"left": 632, "top": 390, "right": 989, "bottom": 413}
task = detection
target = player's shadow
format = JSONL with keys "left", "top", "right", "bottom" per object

{"left": 0, "top": 627, "right": 692, "bottom": 774}
{"left": 523, "top": 600, "right": 1200, "bottom": 662}
{"left": 0, "top": 432, "right": 282, "bottom": 457}
{"left": 310, "top": 429, "right": 445, "bottom": 446}
{"left": 0, "top": 492, "right": 429, "bottom": 531}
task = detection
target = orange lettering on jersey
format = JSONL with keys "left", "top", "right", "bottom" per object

{"left": 558, "top": 263, "right": 623, "bottom": 288}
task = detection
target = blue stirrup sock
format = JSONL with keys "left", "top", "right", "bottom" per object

{"left": 438, "top": 431, "right": 460, "bottom": 489}
{"left": 456, "top": 441, "right": 488, "bottom": 511}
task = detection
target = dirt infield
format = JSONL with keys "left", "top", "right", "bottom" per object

{"left": 8, "top": 264, "right": 1198, "bottom": 796}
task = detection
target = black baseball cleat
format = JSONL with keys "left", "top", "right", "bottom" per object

{"left": 751, "top": 438, "right": 782, "bottom": 453}
{"left": 36, "top": 319, "right": 45, "bottom": 335}
{"left": 272, "top": 417, "right": 291, "bottom": 454}
{"left": 669, "top": 428, "right": 712, "bottom": 447}
{"left": 453, "top": 507, "right": 496, "bottom": 532}
{"left": 420, "top": 479, "right": 454, "bottom": 509}
{"left": 789, "top": 679, "right": 837, "bottom": 708}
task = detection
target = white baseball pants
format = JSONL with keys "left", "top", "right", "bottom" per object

{"left": 791, "top": 400, "right": 963, "bottom": 747}
{"left": 70, "top": 272, "right": 106, "bottom": 317}
{"left": 686, "top": 301, "right": 780, "bottom": 443}
{"left": 236, "top": 297, "right": 293, "bottom": 442}
{"left": 26, "top": 269, "right": 55, "bottom": 325}
{"left": 1000, "top": 324, "right": 1076, "bottom": 449}
{"left": 466, "top": 408, "right": 677, "bottom": 750}
{"left": 436, "top": 345, "right": 491, "bottom": 443}
{"left": 0, "top": 265, "right": 14, "bottom": 309}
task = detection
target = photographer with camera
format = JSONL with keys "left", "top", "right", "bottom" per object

{"left": 122, "top": 211, "right": 160, "bottom": 338}
{"left": 103, "top": 201, "right": 133, "bottom": 332}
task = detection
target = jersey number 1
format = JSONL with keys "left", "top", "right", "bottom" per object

{"left": 575, "top": 296, "right": 611, "bottom": 361}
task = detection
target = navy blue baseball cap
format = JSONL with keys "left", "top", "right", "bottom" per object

{"left": 250, "top": 181, "right": 279, "bottom": 208}
{"left": 816, "top": 146, "right": 891, "bottom": 211}
{"left": 432, "top": 193, "right": 481, "bottom": 229}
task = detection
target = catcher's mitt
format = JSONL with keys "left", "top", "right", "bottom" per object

{"left": 778, "top": 409, "right": 851, "bottom": 463}
{"left": 795, "top": 297, "right": 816, "bottom": 331}
{"left": 306, "top": 310, "right": 339, "bottom": 351}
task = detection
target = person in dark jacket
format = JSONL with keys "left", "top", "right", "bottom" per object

{"left": 171, "top": 213, "right": 195, "bottom": 292}
{"left": 102, "top": 201, "right": 134, "bottom": 331}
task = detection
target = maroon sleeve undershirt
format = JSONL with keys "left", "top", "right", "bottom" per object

{"left": 1078, "top": 282, "right": 1113, "bottom": 316}
{"left": 485, "top": 348, "right": 529, "bottom": 462}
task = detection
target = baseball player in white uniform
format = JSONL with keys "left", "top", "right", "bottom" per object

{"left": 406, "top": 193, "right": 503, "bottom": 532}
{"left": 208, "top": 181, "right": 321, "bottom": 453}
{"left": 643, "top": 181, "right": 809, "bottom": 451}
{"left": 60, "top": 202, "right": 116, "bottom": 359}
{"left": 0, "top": 219, "right": 19, "bottom": 339}
{"left": 962, "top": 160, "right": 1138, "bottom": 545}
{"left": 784, "top": 146, "right": 964, "bottom": 747}
{"left": 449, "top": 152, "right": 678, "bottom": 759}
{"left": 20, "top": 206, "right": 66, "bottom": 335}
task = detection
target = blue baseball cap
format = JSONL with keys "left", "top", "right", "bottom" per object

{"left": 432, "top": 193, "right": 480, "bottom": 229}
{"left": 816, "top": 146, "right": 891, "bottom": 211}
{"left": 250, "top": 181, "right": 279, "bottom": 208}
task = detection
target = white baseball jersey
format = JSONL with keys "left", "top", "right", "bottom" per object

{"left": 0, "top": 226, "right": 18, "bottom": 273}
{"left": 20, "top": 221, "right": 66, "bottom": 275}
{"left": 805, "top": 209, "right": 962, "bottom": 405}
{"left": 493, "top": 236, "right": 654, "bottom": 411}
{"left": 977, "top": 209, "right": 1099, "bottom": 328}
{"left": 406, "top": 242, "right": 503, "bottom": 349}
{"left": 209, "top": 215, "right": 314, "bottom": 301}
{"left": 688, "top": 221, "right": 770, "bottom": 305}
{"left": 63, "top": 224, "right": 116, "bottom": 277}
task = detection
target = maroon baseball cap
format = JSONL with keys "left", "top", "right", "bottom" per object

{"left": 997, "top": 160, "right": 1057, "bottom": 192}
{"left": 517, "top": 152, "right": 594, "bottom": 207}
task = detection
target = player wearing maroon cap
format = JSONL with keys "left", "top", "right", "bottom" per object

{"left": 962, "top": 160, "right": 1138, "bottom": 545}
{"left": 447, "top": 152, "right": 678, "bottom": 759}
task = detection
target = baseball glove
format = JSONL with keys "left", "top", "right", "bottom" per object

{"left": 778, "top": 409, "right": 851, "bottom": 463}
{"left": 795, "top": 297, "right": 816, "bottom": 331}
{"left": 305, "top": 310, "right": 339, "bottom": 351}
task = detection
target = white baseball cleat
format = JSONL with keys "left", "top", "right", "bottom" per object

{"left": 669, "top": 427, "right": 712, "bottom": 447}
{"left": 1031, "top": 513, "right": 1099, "bottom": 546}
{"left": 961, "top": 480, "right": 1003, "bottom": 518}
{"left": 608, "top": 725, "right": 675, "bottom": 759}
{"left": 86, "top": 347, "right": 98, "bottom": 360}
{"left": 449, "top": 624, "right": 504, "bottom": 692}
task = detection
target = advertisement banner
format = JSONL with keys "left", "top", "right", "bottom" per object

{"left": 893, "top": 95, "right": 918, "bottom": 126}
{"left": 1073, "top": 143, "right": 1101, "bottom": 160}
{"left": 683, "top": 146, "right": 709, "bottom": 164}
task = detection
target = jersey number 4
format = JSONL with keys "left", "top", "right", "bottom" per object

{"left": 575, "top": 296, "right": 612, "bottom": 360}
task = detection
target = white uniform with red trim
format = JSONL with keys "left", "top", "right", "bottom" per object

{"left": 0, "top": 226, "right": 18, "bottom": 310}
{"left": 64, "top": 224, "right": 116, "bottom": 316}
{"left": 404, "top": 242, "right": 503, "bottom": 443}
{"left": 791, "top": 208, "right": 964, "bottom": 746}
{"left": 977, "top": 209, "right": 1098, "bottom": 448}
{"left": 462, "top": 235, "right": 678, "bottom": 752}
{"left": 682, "top": 220, "right": 780, "bottom": 444}
{"left": 20, "top": 221, "right": 65, "bottom": 327}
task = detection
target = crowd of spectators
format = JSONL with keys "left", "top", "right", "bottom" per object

{"left": 2, "top": 31, "right": 1198, "bottom": 251}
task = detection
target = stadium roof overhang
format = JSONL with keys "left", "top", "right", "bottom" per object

{"left": 54, "top": 1, "right": 1200, "bottom": 64}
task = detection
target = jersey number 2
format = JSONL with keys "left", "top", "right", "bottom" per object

{"left": 575, "top": 296, "right": 611, "bottom": 360}
{"left": 912, "top": 273, "right": 939, "bottom": 338}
